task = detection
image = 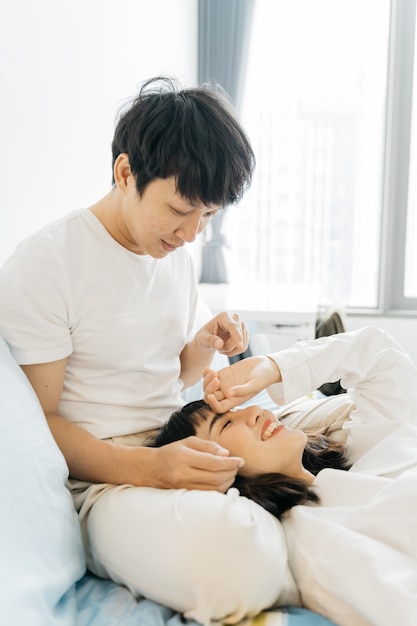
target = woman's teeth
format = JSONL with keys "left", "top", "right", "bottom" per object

{"left": 262, "top": 422, "right": 280, "bottom": 441}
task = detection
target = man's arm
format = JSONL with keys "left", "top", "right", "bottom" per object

{"left": 22, "top": 360, "right": 243, "bottom": 491}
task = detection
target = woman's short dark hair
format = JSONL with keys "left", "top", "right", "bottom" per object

{"left": 112, "top": 76, "right": 255, "bottom": 208}
{"left": 150, "top": 399, "right": 351, "bottom": 520}
{"left": 152, "top": 400, "right": 212, "bottom": 446}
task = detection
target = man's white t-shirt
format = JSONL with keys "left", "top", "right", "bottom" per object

{"left": 0, "top": 209, "right": 198, "bottom": 438}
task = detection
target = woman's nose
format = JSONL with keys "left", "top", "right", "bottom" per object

{"left": 237, "top": 406, "right": 261, "bottom": 426}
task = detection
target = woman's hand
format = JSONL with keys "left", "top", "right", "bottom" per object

{"left": 203, "top": 355, "right": 282, "bottom": 413}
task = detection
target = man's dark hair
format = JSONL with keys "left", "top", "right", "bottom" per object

{"left": 111, "top": 77, "right": 255, "bottom": 208}
{"left": 149, "top": 399, "right": 351, "bottom": 520}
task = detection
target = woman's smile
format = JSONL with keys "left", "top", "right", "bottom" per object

{"left": 261, "top": 419, "right": 284, "bottom": 441}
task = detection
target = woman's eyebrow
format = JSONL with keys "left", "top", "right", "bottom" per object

{"left": 208, "top": 413, "right": 224, "bottom": 434}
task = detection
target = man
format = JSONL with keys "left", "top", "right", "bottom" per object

{"left": 0, "top": 77, "right": 294, "bottom": 623}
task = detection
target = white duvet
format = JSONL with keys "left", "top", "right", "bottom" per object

{"left": 266, "top": 326, "right": 417, "bottom": 626}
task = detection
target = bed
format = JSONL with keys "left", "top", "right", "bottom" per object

{"left": 0, "top": 332, "right": 337, "bottom": 626}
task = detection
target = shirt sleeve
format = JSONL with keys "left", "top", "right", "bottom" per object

{"left": 0, "top": 238, "right": 72, "bottom": 364}
{"left": 266, "top": 326, "right": 417, "bottom": 431}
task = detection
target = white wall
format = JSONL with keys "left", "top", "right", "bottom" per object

{"left": 0, "top": 0, "right": 197, "bottom": 264}
{"left": 345, "top": 314, "right": 417, "bottom": 366}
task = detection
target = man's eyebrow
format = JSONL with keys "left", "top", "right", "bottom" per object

{"left": 208, "top": 413, "right": 224, "bottom": 434}
{"left": 168, "top": 203, "right": 190, "bottom": 213}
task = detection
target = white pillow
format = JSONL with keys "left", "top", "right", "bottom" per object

{"left": 0, "top": 337, "right": 85, "bottom": 626}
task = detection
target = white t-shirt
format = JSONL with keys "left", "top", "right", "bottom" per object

{"left": 0, "top": 209, "right": 198, "bottom": 438}
{"left": 267, "top": 327, "right": 417, "bottom": 626}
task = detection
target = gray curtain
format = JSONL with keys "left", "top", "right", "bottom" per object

{"left": 198, "top": 0, "right": 255, "bottom": 283}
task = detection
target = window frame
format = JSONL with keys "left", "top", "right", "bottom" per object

{"left": 377, "top": 0, "right": 417, "bottom": 316}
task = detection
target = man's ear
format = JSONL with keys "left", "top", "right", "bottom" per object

{"left": 113, "top": 153, "right": 132, "bottom": 192}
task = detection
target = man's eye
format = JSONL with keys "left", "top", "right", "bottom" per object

{"left": 205, "top": 209, "right": 221, "bottom": 218}
{"left": 221, "top": 420, "right": 231, "bottom": 432}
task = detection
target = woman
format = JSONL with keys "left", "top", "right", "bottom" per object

{"left": 152, "top": 326, "right": 417, "bottom": 626}
{"left": 153, "top": 325, "right": 417, "bottom": 517}
{"left": 151, "top": 396, "right": 352, "bottom": 519}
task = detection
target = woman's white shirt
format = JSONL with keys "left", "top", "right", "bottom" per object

{"left": 267, "top": 325, "right": 417, "bottom": 475}
{"left": 266, "top": 327, "right": 417, "bottom": 626}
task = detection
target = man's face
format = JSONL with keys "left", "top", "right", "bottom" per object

{"left": 118, "top": 175, "right": 221, "bottom": 257}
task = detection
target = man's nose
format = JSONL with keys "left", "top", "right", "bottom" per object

{"left": 176, "top": 214, "right": 203, "bottom": 243}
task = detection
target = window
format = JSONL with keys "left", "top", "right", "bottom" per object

{"left": 226, "top": 0, "right": 416, "bottom": 313}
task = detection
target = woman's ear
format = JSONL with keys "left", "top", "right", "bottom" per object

{"left": 113, "top": 153, "right": 132, "bottom": 192}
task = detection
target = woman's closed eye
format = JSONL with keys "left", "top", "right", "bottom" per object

{"left": 221, "top": 420, "right": 232, "bottom": 432}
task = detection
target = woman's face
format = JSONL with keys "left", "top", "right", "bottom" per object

{"left": 195, "top": 405, "right": 308, "bottom": 479}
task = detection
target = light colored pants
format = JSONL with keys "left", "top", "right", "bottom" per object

{"left": 69, "top": 394, "right": 354, "bottom": 625}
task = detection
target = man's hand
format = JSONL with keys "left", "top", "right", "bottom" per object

{"left": 150, "top": 437, "right": 244, "bottom": 492}
{"left": 180, "top": 311, "right": 249, "bottom": 388}
{"left": 196, "top": 311, "right": 249, "bottom": 357}
{"left": 203, "top": 355, "right": 282, "bottom": 413}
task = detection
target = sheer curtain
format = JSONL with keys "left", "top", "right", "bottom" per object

{"left": 198, "top": 0, "right": 255, "bottom": 283}
{"left": 227, "top": 0, "right": 390, "bottom": 308}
